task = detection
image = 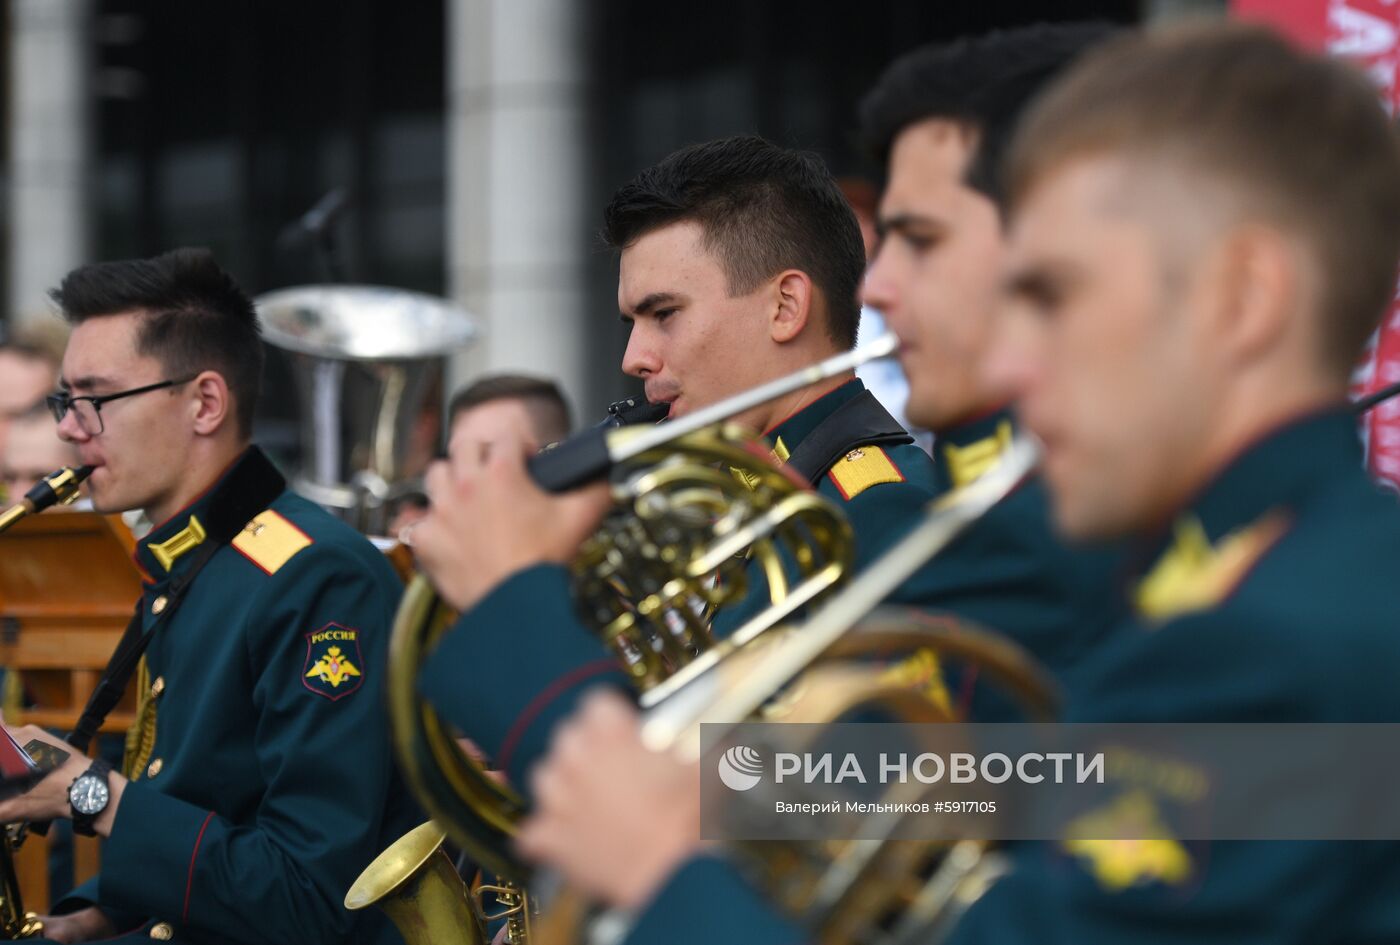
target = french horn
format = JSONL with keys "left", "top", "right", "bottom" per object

{"left": 350, "top": 340, "right": 1055, "bottom": 945}
{"left": 597, "top": 436, "right": 1054, "bottom": 945}
{"left": 348, "top": 341, "right": 897, "bottom": 942}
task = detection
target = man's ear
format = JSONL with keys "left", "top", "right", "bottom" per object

{"left": 1206, "top": 224, "right": 1299, "bottom": 366}
{"left": 770, "top": 270, "right": 814, "bottom": 344}
{"left": 189, "top": 371, "right": 234, "bottom": 436}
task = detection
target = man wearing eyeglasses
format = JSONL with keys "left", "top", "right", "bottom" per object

{"left": 0, "top": 248, "right": 421, "bottom": 945}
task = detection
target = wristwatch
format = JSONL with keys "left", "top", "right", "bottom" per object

{"left": 68, "top": 758, "right": 113, "bottom": 837}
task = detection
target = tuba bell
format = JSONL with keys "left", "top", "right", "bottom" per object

{"left": 255, "top": 285, "right": 478, "bottom": 535}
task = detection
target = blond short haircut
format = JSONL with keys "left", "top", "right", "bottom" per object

{"left": 1006, "top": 23, "right": 1400, "bottom": 375}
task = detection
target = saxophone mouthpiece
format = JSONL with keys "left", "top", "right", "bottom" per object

{"left": 28, "top": 465, "right": 93, "bottom": 513}
{"left": 0, "top": 465, "right": 92, "bottom": 533}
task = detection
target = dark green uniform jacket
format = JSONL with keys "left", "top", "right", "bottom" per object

{"left": 620, "top": 408, "right": 1400, "bottom": 945}
{"left": 48, "top": 448, "right": 421, "bottom": 945}
{"left": 419, "top": 382, "right": 1121, "bottom": 792}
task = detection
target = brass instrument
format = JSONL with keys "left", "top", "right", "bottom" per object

{"left": 255, "top": 285, "right": 478, "bottom": 534}
{"left": 345, "top": 822, "right": 489, "bottom": 945}
{"left": 0, "top": 466, "right": 91, "bottom": 533}
{"left": 0, "top": 464, "right": 94, "bottom": 940}
{"left": 348, "top": 341, "right": 893, "bottom": 942}
{"left": 366, "top": 436, "right": 1049, "bottom": 945}
{"left": 0, "top": 825, "right": 42, "bottom": 941}
{"left": 544, "top": 434, "right": 1051, "bottom": 945}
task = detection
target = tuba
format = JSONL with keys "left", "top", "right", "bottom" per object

{"left": 255, "top": 285, "right": 478, "bottom": 535}
{"left": 0, "top": 465, "right": 94, "bottom": 940}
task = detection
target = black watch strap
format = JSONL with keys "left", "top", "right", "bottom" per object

{"left": 70, "top": 757, "right": 113, "bottom": 837}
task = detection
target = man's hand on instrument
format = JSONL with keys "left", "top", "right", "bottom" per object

{"left": 515, "top": 690, "right": 702, "bottom": 910}
{"left": 0, "top": 725, "right": 126, "bottom": 837}
{"left": 30, "top": 907, "right": 116, "bottom": 944}
{"left": 412, "top": 424, "right": 611, "bottom": 611}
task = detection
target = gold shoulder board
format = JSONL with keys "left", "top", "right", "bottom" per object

{"left": 827, "top": 446, "right": 904, "bottom": 500}
{"left": 232, "top": 510, "right": 314, "bottom": 575}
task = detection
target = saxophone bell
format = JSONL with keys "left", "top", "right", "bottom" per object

{"left": 344, "top": 822, "right": 490, "bottom": 945}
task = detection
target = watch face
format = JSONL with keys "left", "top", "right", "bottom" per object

{"left": 69, "top": 774, "right": 109, "bottom": 816}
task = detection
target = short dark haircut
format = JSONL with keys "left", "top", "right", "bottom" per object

{"left": 49, "top": 248, "right": 263, "bottom": 437}
{"left": 1005, "top": 23, "right": 1400, "bottom": 376}
{"left": 859, "top": 22, "right": 1118, "bottom": 207}
{"left": 447, "top": 373, "right": 572, "bottom": 445}
{"left": 602, "top": 135, "right": 866, "bottom": 349}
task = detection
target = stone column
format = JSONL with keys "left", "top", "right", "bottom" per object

{"left": 446, "top": 0, "right": 591, "bottom": 410}
{"left": 7, "top": 0, "right": 91, "bottom": 327}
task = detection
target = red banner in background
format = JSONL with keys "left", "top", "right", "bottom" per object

{"left": 1233, "top": 0, "right": 1400, "bottom": 491}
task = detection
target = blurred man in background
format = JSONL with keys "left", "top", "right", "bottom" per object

{"left": 840, "top": 175, "right": 931, "bottom": 451}
{"left": 388, "top": 373, "right": 573, "bottom": 539}
{"left": 0, "top": 325, "right": 65, "bottom": 479}
{"left": 1, "top": 403, "right": 77, "bottom": 501}
{"left": 951, "top": 22, "right": 1400, "bottom": 942}
{"left": 445, "top": 373, "right": 571, "bottom": 463}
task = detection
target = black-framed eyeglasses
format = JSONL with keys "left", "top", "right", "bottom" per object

{"left": 46, "top": 376, "right": 198, "bottom": 435}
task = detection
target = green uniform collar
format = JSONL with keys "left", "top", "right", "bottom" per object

{"left": 931, "top": 407, "right": 1017, "bottom": 492}
{"left": 1130, "top": 407, "right": 1357, "bottom": 621}
{"left": 763, "top": 377, "right": 866, "bottom": 460}
{"left": 1158, "top": 406, "right": 1357, "bottom": 548}
{"left": 135, "top": 446, "right": 286, "bottom": 582}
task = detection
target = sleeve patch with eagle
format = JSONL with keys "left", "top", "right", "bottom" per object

{"left": 303, "top": 623, "right": 365, "bottom": 701}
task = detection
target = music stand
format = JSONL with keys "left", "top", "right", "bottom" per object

{"left": 0, "top": 509, "right": 140, "bottom": 911}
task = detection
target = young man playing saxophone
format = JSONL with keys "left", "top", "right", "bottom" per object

{"left": 0, "top": 250, "right": 420, "bottom": 945}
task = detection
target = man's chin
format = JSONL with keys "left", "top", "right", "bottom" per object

{"left": 905, "top": 392, "right": 954, "bottom": 432}
{"left": 83, "top": 481, "right": 127, "bottom": 516}
{"left": 86, "top": 494, "right": 118, "bottom": 515}
{"left": 1048, "top": 489, "right": 1133, "bottom": 543}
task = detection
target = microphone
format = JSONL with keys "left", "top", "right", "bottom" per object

{"left": 276, "top": 188, "right": 348, "bottom": 248}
